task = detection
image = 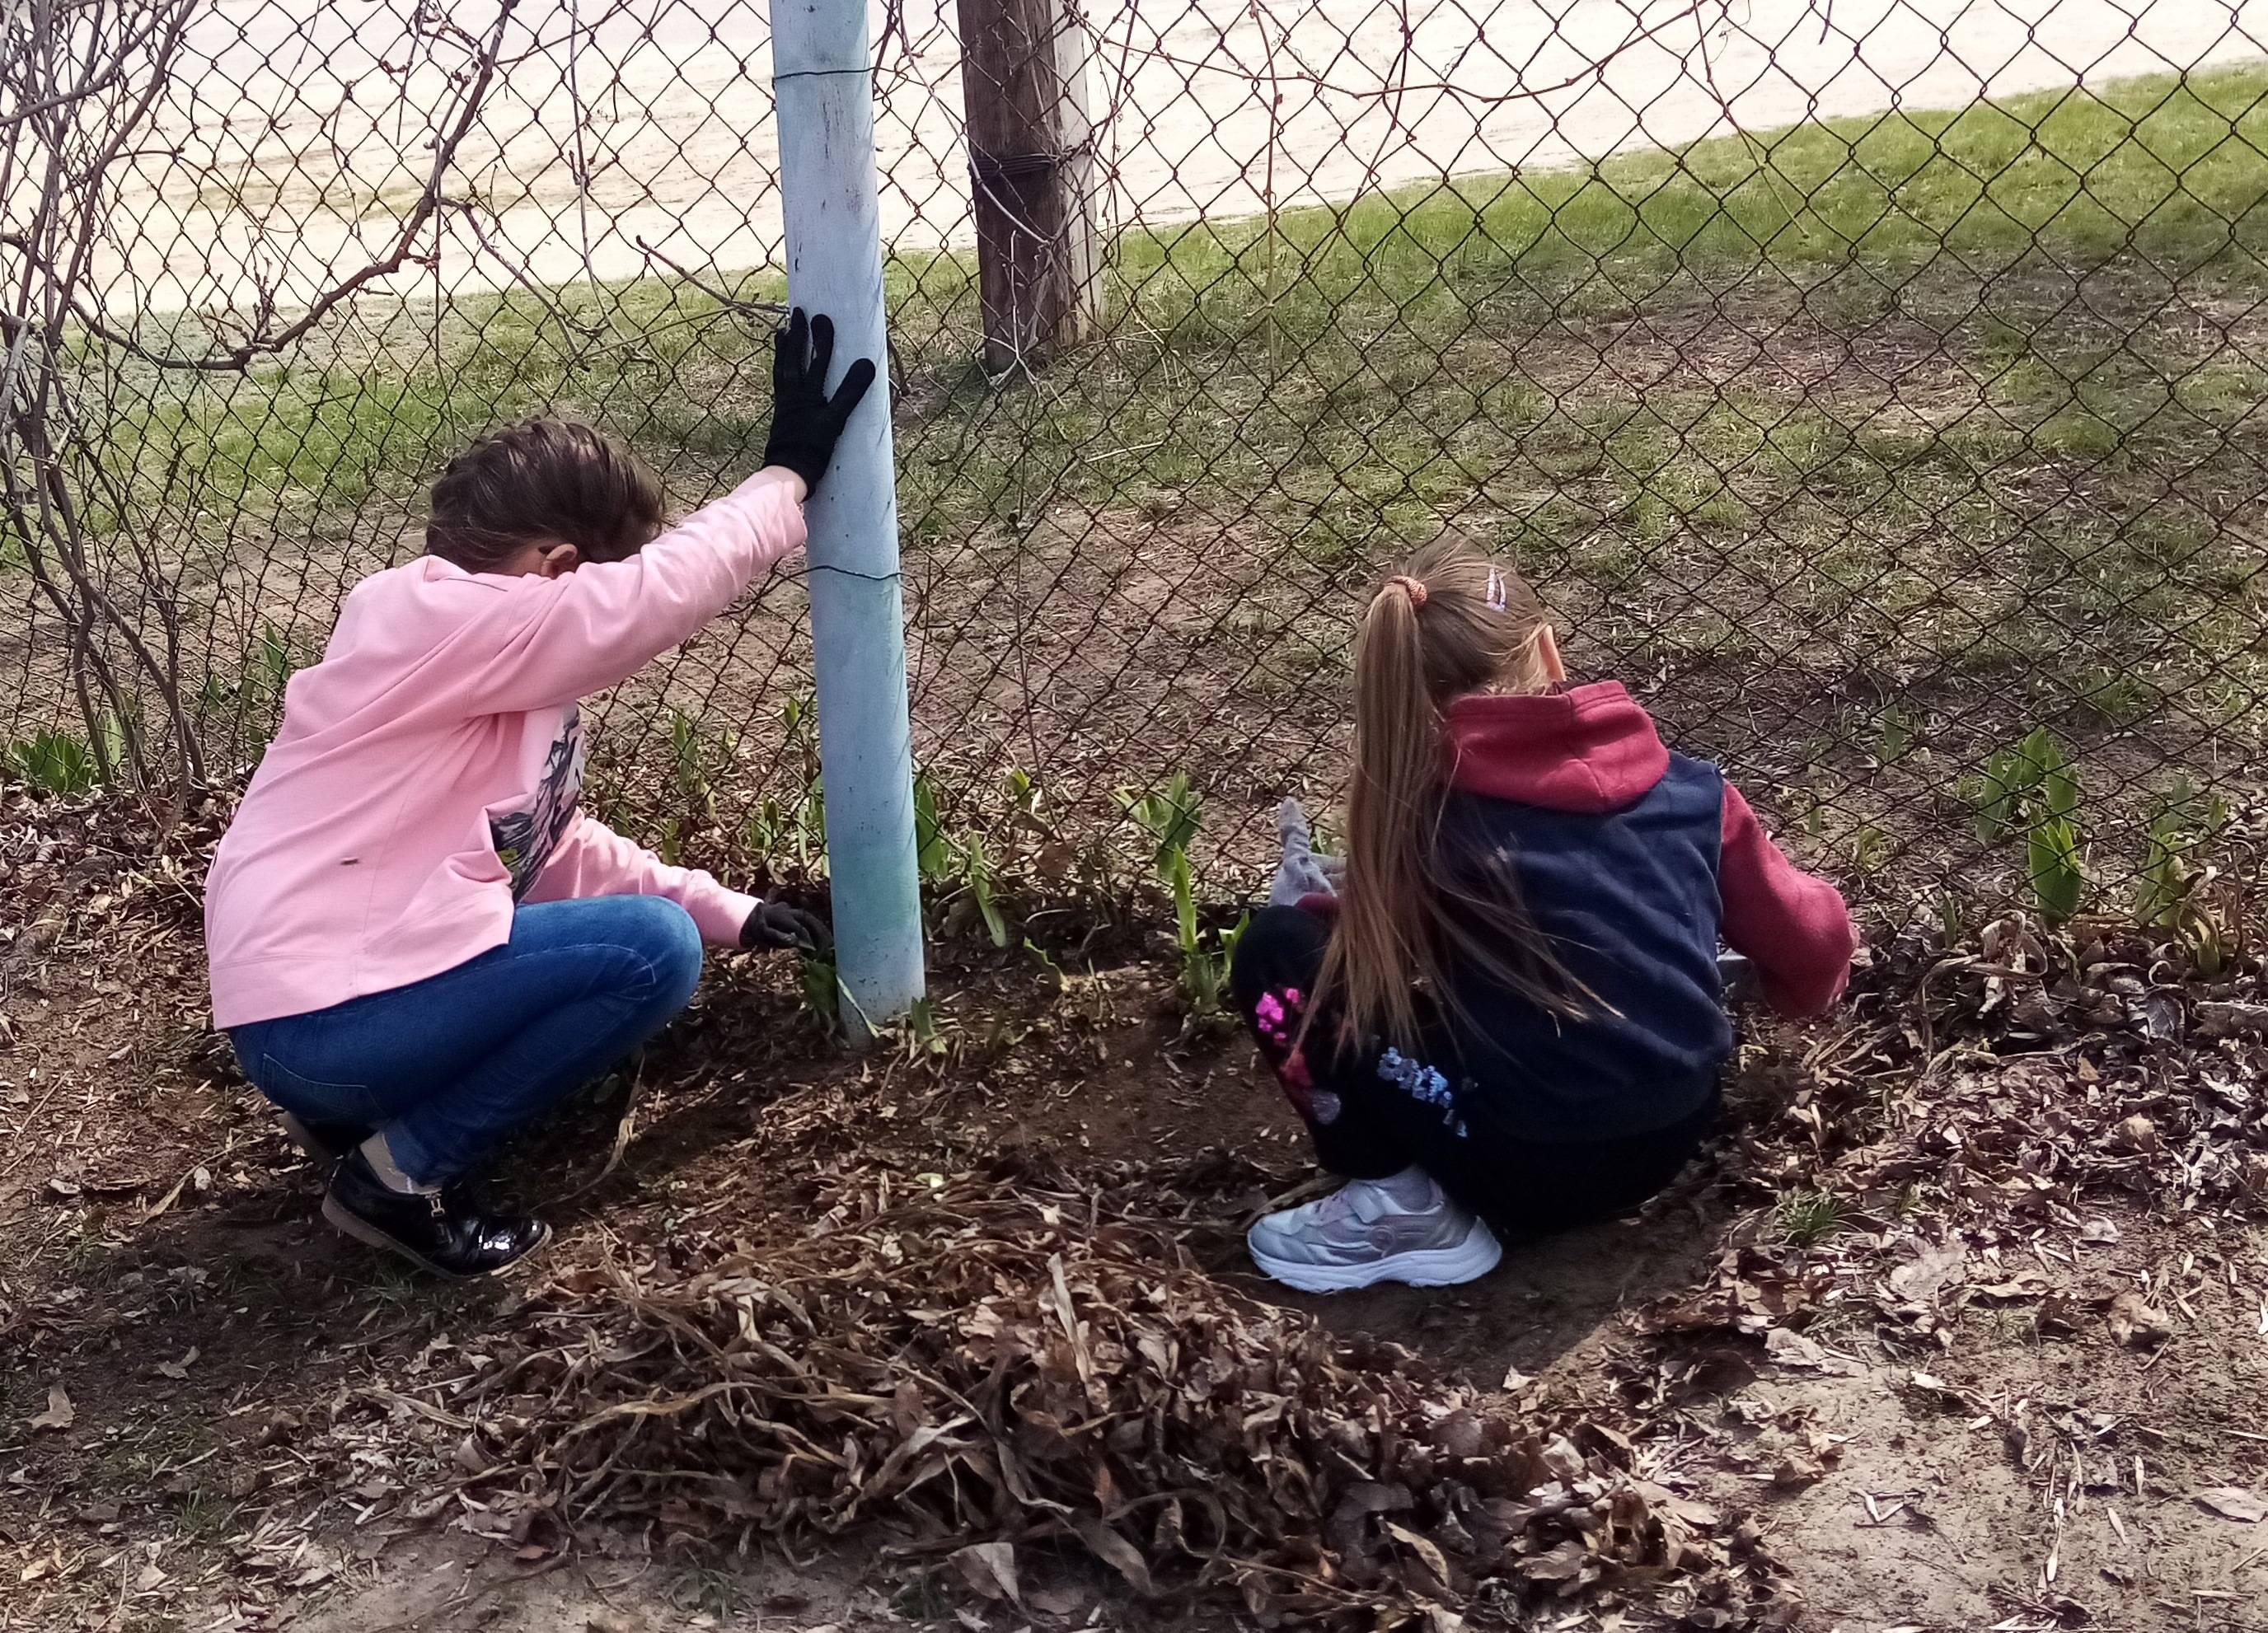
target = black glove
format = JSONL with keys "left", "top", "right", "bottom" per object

{"left": 742, "top": 899, "right": 833, "bottom": 957}
{"left": 761, "top": 308, "right": 878, "bottom": 496}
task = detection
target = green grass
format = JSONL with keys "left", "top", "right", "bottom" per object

{"left": 24, "top": 63, "right": 2268, "bottom": 896}
{"left": 668, "top": 1564, "right": 750, "bottom": 1619}
{"left": 100, "top": 63, "right": 2268, "bottom": 541}
{"left": 1775, "top": 1188, "right": 1848, "bottom": 1249}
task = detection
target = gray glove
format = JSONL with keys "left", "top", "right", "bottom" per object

{"left": 1269, "top": 798, "right": 1344, "bottom": 907}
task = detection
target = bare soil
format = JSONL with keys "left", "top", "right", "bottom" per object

{"left": 5, "top": 788, "right": 2268, "bottom": 1631}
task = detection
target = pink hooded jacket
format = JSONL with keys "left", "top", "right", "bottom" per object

{"left": 204, "top": 470, "right": 805, "bottom": 1029}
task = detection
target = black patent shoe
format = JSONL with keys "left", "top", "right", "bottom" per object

{"left": 321, "top": 1149, "right": 551, "bottom": 1280}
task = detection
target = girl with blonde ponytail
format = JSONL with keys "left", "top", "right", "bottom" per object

{"left": 1234, "top": 536, "right": 1855, "bottom": 1293}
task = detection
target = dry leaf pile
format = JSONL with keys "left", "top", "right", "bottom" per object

{"left": 1687, "top": 913, "right": 2266, "bottom": 1250}
{"left": 1626, "top": 912, "right": 2268, "bottom": 1359}
{"left": 446, "top": 1167, "right": 1783, "bottom": 1628}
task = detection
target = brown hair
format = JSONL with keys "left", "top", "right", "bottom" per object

{"left": 424, "top": 418, "right": 665, "bottom": 573}
{"left": 1314, "top": 533, "right": 1590, "bottom": 1050}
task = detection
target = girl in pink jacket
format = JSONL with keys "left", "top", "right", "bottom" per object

{"left": 206, "top": 311, "right": 874, "bottom": 1279}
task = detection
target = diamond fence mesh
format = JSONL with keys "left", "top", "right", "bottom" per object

{"left": 4, "top": 0, "right": 2266, "bottom": 937}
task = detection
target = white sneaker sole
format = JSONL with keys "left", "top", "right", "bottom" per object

{"left": 1248, "top": 1213, "right": 1504, "bottom": 1294}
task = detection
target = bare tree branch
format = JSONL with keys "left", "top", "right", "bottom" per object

{"left": 0, "top": 0, "right": 521, "bottom": 801}
{"left": 61, "top": 0, "right": 523, "bottom": 372}
{"left": 0, "top": 0, "right": 185, "bottom": 133}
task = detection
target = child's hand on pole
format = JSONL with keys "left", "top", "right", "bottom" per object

{"left": 741, "top": 899, "right": 834, "bottom": 956}
{"left": 760, "top": 307, "right": 878, "bottom": 498}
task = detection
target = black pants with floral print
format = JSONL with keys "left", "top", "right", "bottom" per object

{"left": 1230, "top": 905, "right": 1717, "bottom": 1237}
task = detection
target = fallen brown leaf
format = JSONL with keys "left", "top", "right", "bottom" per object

{"left": 28, "top": 1385, "right": 73, "bottom": 1433}
{"left": 2196, "top": 1000, "right": 2268, "bottom": 1040}
{"left": 2108, "top": 1291, "right": 2172, "bottom": 1349}
{"left": 1385, "top": 1519, "right": 1455, "bottom": 1601}
{"left": 1887, "top": 1237, "right": 1967, "bottom": 1304}
{"left": 1772, "top": 1453, "right": 1826, "bottom": 1490}
{"left": 951, "top": 1541, "right": 1021, "bottom": 1606}
{"left": 2194, "top": 1486, "right": 2268, "bottom": 1523}
{"left": 2111, "top": 1114, "right": 2160, "bottom": 1153}
{"left": 1764, "top": 1327, "right": 1834, "bottom": 1369}
{"left": 1070, "top": 1517, "right": 1153, "bottom": 1597}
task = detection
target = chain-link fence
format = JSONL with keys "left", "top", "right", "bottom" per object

{"left": 6, "top": 0, "right": 2265, "bottom": 935}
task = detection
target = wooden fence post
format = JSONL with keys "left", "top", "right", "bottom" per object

{"left": 953, "top": 0, "right": 1101, "bottom": 370}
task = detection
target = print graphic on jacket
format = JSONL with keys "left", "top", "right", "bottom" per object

{"left": 490, "top": 708, "right": 585, "bottom": 898}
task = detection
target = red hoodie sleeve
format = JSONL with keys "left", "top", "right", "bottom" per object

{"left": 1717, "top": 783, "right": 1855, "bottom": 1016}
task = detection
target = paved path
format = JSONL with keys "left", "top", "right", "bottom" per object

{"left": 101, "top": 0, "right": 2268, "bottom": 315}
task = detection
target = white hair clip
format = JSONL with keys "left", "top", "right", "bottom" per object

{"left": 1486, "top": 567, "right": 1507, "bottom": 611}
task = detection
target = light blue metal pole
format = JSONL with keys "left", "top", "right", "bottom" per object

{"left": 771, "top": 0, "right": 924, "bottom": 1036}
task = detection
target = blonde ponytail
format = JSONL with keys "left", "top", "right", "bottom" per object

{"left": 1313, "top": 536, "right": 1591, "bottom": 1052}
{"left": 1318, "top": 578, "right": 1439, "bottom": 1046}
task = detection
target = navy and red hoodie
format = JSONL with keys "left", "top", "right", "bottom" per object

{"left": 1312, "top": 680, "right": 1854, "bottom": 1143}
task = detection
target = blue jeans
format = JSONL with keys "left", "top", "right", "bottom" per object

{"left": 228, "top": 896, "right": 705, "bottom": 1186}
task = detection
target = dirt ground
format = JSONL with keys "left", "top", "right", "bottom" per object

{"left": 5, "top": 787, "right": 2268, "bottom": 1632}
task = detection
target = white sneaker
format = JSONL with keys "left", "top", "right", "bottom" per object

{"left": 1246, "top": 1168, "right": 1502, "bottom": 1293}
